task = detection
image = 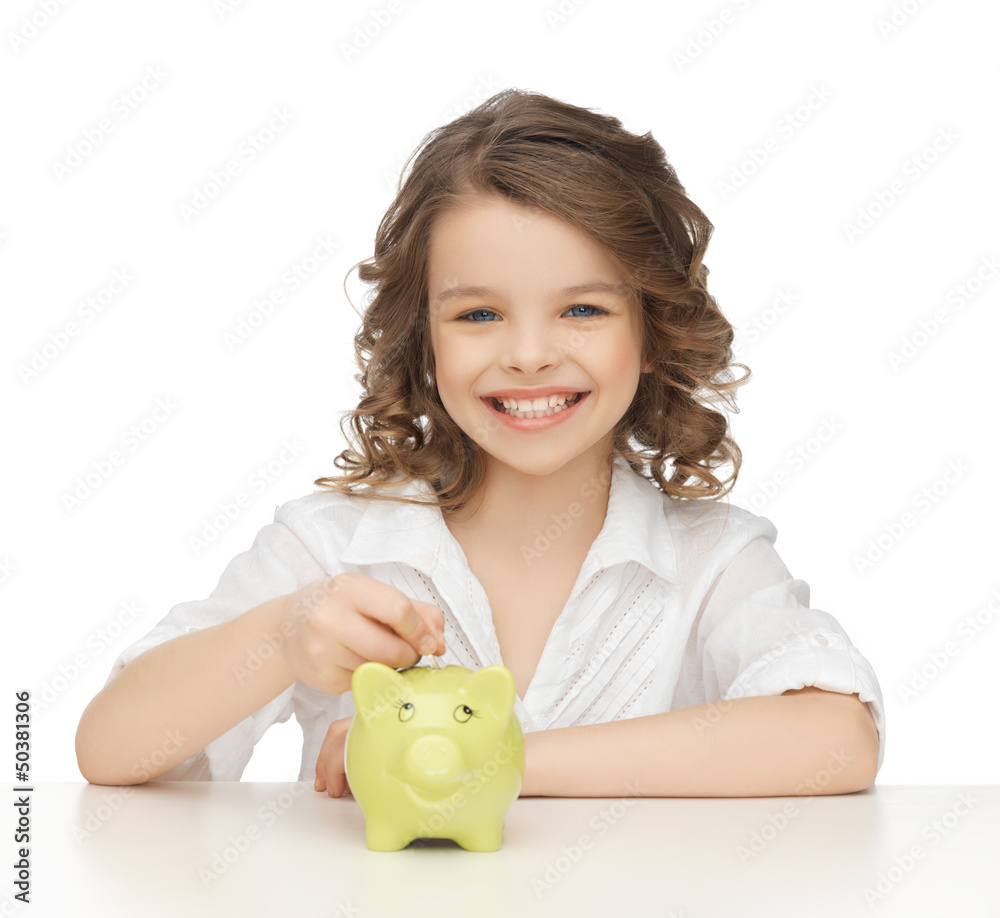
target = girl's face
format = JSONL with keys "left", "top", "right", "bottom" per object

{"left": 427, "top": 192, "right": 651, "bottom": 480}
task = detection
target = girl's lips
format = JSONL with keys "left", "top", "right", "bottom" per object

{"left": 481, "top": 391, "right": 589, "bottom": 430}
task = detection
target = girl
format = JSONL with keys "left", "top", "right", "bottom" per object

{"left": 77, "top": 89, "right": 884, "bottom": 798}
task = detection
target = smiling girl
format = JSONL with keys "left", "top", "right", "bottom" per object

{"left": 77, "top": 89, "right": 884, "bottom": 800}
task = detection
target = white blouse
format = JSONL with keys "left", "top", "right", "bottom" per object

{"left": 103, "top": 455, "right": 886, "bottom": 781}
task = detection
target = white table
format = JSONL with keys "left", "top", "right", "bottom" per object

{"left": 11, "top": 783, "right": 999, "bottom": 917}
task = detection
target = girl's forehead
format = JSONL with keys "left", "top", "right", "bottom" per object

{"left": 430, "top": 193, "right": 543, "bottom": 238}
{"left": 428, "top": 197, "right": 619, "bottom": 266}
{"left": 424, "top": 192, "right": 643, "bottom": 313}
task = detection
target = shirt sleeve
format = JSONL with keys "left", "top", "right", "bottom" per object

{"left": 100, "top": 508, "right": 331, "bottom": 780}
{"left": 680, "top": 528, "right": 887, "bottom": 774}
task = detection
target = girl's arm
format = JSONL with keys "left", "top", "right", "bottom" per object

{"left": 75, "top": 594, "right": 297, "bottom": 786}
{"left": 76, "top": 572, "right": 444, "bottom": 786}
{"left": 519, "top": 687, "right": 879, "bottom": 797}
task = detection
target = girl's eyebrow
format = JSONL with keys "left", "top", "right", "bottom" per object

{"left": 435, "top": 280, "right": 629, "bottom": 305}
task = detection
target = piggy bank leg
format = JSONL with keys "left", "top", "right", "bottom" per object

{"left": 454, "top": 821, "right": 504, "bottom": 852}
{"left": 365, "top": 818, "right": 417, "bottom": 852}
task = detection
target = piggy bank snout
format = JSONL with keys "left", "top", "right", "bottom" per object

{"left": 402, "top": 734, "right": 467, "bottom": 786}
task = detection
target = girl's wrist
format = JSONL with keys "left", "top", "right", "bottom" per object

{"left": 240, "top": 593, "right": 299, "bottom": 692}
{"left": 520, "top": 729, "right": 548, "bottom": 797}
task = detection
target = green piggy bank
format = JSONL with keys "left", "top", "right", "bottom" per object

{"left": 344, "top": 662, "right": 525, "bottom": 851}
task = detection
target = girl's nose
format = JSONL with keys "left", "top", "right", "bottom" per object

{"left": 501, "top": 324, "right": 563, "bottom": 373}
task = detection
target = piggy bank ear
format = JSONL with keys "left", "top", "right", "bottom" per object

{"left": 459, "top": 665, "right": 516, "bottom": 725}
{"left": 351, "top": 662, "right": 409, "bottom": 725}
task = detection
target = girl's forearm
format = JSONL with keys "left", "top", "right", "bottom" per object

{"left": 75, "top": 594, "right": 298, "bottom": 786}
{"left": 520, "top": 688, "right": 879, "bottom": 798}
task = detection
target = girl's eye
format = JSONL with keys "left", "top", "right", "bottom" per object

{"left": 458, "top": 309, "right": 498, "bottom": 322}
{"left": 565, "top": 304, "right": 608, "bottom": 318}
{"left": 456, "top": 304, "right": 609, "bottom": 322}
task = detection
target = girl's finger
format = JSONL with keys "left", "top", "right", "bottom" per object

{"left": 334, "top": 575, "right": 444, "bottom": 659}
{"left": 337, "top": 613, "right": 440, "bottom": 671}
{"left": 314, "top": 717, "right": 352, "bottom": 791}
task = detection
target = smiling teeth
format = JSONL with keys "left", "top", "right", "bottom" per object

{"left": 494, "top": 393, "right": 581, "bottom": 418}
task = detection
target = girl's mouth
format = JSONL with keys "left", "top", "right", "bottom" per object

{"left": 489, "top": 392, "right": 584, "bottom": 418}
{"left": 481, "top": 391, "right": 589, "bottom": 430}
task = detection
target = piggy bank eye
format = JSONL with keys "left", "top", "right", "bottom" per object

{"left": 454, "top": 704, "right": 474, "bottom": 723}
{"left": 397, "top": 702, "right": 415, "bottom": 722}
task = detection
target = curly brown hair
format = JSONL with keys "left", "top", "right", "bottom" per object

{"left": 314, "top": 88, "right": 749, "bottom": 517}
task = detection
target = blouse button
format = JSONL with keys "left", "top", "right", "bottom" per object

{"left": 812, "top": 633, "right": 831, "bottom": 647}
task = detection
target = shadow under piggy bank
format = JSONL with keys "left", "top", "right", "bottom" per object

{"left": 345, "top": 662, "right": 525, "bottom": 852}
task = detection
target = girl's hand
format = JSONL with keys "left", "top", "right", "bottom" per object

{"left": 314, "top": 716, "right": 354, "bottom": 796}
{"left": 278, "top": 573, "right": 445, "bottom": 697}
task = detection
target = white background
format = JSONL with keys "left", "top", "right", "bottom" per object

{"left": 4, "top": 0, "right": 998, "bottom": 785}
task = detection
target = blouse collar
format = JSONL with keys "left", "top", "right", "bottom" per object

{"left": 339, "top": 455, "right": 678, "bottom": 586}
